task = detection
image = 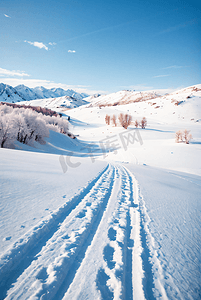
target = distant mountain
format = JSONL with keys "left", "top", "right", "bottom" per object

{"left": 0, "top": 83, "right": 89, "bottom": 103}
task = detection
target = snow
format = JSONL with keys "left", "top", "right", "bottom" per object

{"left": 0, "top": 84, "right": 201, "bottom": 299}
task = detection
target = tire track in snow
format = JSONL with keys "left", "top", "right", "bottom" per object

{"left": 4, "top": 164, "right": 116, "bottom": 300}
{"left": 1, "top": 163, "right": 169, "bottom": 300}
{"left": 127, "top": 167, "right": 168, "bottom": 300}
{"left": 62, "top": 165, "right": 138, "bottom": 300}
{"left": 0, "top": 164, "right": 110, "bottom": 299}
{"left": 137, "top": 190, "right": 169, "bottom": 300}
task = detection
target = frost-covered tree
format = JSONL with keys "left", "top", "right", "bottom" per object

{"left": 0, "top": 104, "right": 71, "bottom": 148}
{"left": 0, "top": 113, "right": 17, "bottom": 148}
{"left": 22, "top": 109, "right": 49, "bottom": 145}
{"left": 0, "top": 104, "right": 13, "bottom": 116}
{"left": 44, "top": 115, "right": 69, "bottom": 134}
{"left": 56, "top": 117, "right": 69, "bottom": 134}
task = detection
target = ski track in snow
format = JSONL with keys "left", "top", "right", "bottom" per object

{"left": 1, "top": 164, "right": 170, "bottom": 300}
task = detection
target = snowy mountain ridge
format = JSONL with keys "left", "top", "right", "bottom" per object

{"left": 17, "top": 84, "right": 201, "bottom": 121}
{"left": 88, "top": 84, "right": 201, "bottom": 107}
{"left": 0, "top": 83, "right": 89, "bottom": 103}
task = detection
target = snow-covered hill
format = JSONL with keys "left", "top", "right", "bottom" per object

{"left": 88, "top": 85, "right": 201, "bottom": 107}
{"left": 0, "top": 83, "right": 89, "bottom": 103}
{"left": 86, "top": 84, "right": 201, "bottom": 123}
{"left": 88, "top": 90, "right": 161, "bottom": 107}
{"left": 17, "top": 95, "right": 89, "bottom": 110}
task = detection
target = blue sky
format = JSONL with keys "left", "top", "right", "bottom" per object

{"left": 0, "top": 0, "right": 200, "bottom": 94}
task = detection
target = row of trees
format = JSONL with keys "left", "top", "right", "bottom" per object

{"left": 175, "top": 129, "right": 192, "bottom": 144}
{"left": 0, "top": 104, "right": 70, "bottom": 148}
{"left": 105, "top": 114, "right": 147, "bottom": 129}
{"left": 0, "top": 102, "right": 60, "bottom": 117}
{"left": 105, "top": 113, "right": 132, "bottom": 129}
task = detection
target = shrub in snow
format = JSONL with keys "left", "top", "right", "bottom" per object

{"left": 134, "top": 120, "right": 139, "bottom": 128}
{"left": 140, "top": 117, "right": 147, "bottom": 129}
{"left": 118, "top": 113, "right": 124, "bottom": 127}
{"left": 105, "top": 114, "right": 110, "bottom": 125}
{"left": 175, "top": 129, "right": 192, "bottom": 144}
{"left": 118, "top": 113, "right": 132, "bottom": 129}
{"left": 111, "top": 115, "right": 117, "bottom": 127}
{"left": 175, "top": 130, "right": 183, "bottom": 143}
{"left": 183, "top": 129, "right": 193, "bottom": 144}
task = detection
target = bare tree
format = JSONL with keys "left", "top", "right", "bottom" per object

{"left": 111, "top": 115, "right": 117, "bottom": 126}
{"left": 105, "top": 114, "right": 110, "bottom": 125}
{"left": 175, "top": 129, "right": 192, "bottom": 144}
{"left": 175, "top": 130, "right": 183, "bottom": 143}
{"left": 183, "top": 129, "right": 192, "bottom": 144}
{"left": 124, "top": 114, "right": 132, "bottom": 129}
{"left": 118, "top": 113, "right": 124, "bottom": 127}
{"left": 134, "top": 120, "right": 139, "bottom": 128}
{"left": 140, "top": 117, "right": 147, "bottom": 129}
{"left": 118, "top": 113, "right": 132, "bottom": 129}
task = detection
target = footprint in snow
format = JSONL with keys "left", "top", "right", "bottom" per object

{"left": 3, "top": 236, "right": 11, "bottom": 241}
{"left": 108, "top": 227, "right": 116, "bottom": 241}
{"left": 36, "top": 267, "right": 48, "bottom": 283}
{"left": 96, "top": 268, "right": 114, "bottom": 299}
{"left": 103, "top": 244, "right": 115, "bottom": 270}
{"left": 76, "top": 210, "right": 87, "bottom": 218}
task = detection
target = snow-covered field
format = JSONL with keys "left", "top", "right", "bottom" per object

{"left": 0, "top": 85, "right": 201, "bottom": 299}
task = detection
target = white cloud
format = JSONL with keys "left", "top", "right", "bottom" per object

{"left": 68, "top": 50, "right": 76, "bottom": 53}
{"left": 0, "top": 77, "right": 107, "bottom": 95}
{"left": 24, "top": 40, "right": 49, "bottom": 51}
{"left": 0, "top": 67, "right": 29, "bottom": 77}
{"left": 163, "top": 65, "right": 183, "bottom": 69}
{"left": 49, "top": 42, "right": 57, "bottom": 46}
{"left": 153, "top": 74, "right": 170, "bottom": 78}
{"left": 4, "top": 14, "right": 11, "bottom": 18}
